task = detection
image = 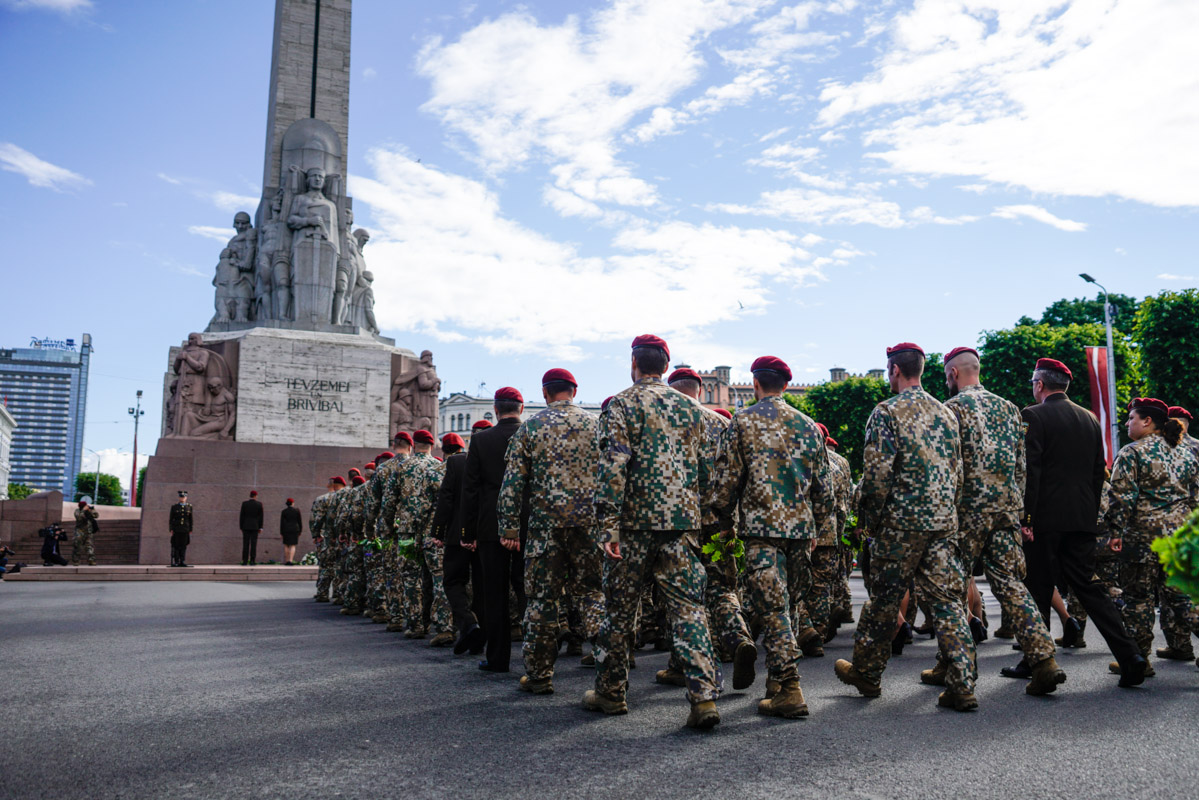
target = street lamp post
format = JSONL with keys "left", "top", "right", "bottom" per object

{"left": 128, "top": 390, "right": 144, "bottom": 507}
{"left": 83, "top": 447, "right": 101, "bottom": 504}
{"left": 1080, "top": 273, "right": 1120, "bottom": 458}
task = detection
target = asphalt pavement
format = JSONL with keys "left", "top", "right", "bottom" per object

{"left": 2, "top": 579, "right": 1196, "bottom": 800}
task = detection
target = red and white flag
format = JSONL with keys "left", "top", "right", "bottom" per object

{"left": 1086, "top": 346, "right": 1115, "bottom": 467}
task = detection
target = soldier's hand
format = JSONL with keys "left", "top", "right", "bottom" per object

{"left": 462, "top": 540, "right": 477, "bottom": 552}
{"left": 1020, "top": 526, "right": 1034, "bottom": 543}
{"left": 431, "top": 538, "right": 443, "bottom": 547}
{"left": 603, "top": 541, "right": 622, "bottom": 560}
{"left": 1109, "top": 535, "right": 1122, "bottom": 553}
{"left": 500, "top": 537, "right": 521, "bottom": 552}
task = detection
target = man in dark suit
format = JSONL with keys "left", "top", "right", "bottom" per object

{"left": 462, "top": 387, "right": 528, "bottom": 672}
{"left": 1008, "top": 357, "right": 1145, "bottom": 687}
{"left": 240, "top": 490, "right": 265, "bottom": 565}
{"left": 433, "top": 432, "right": 486, "bottom": 655}
{"left": 169, "top": 490, "right": 194, "bottom": 567}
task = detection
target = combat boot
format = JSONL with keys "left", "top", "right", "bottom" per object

{"left": 1026, "top": 656, "right": 1067, "bottom": 696}
{"left": 314, "top": 595, "right": 329, "bottom": 603}
{"left": 405, "top": 629, "right": 427, "bottom": 640}
{"left": 993, "top": 624, "right": 1014, "bottom": 639}
{"left": 1155, "top": 646, "right": 1195, "bottom": 661}
{"left": 834, "top": 659, "right": 881, "bottom": 698}
{"left": 581, "top": 689, "right": 627, "bottom": 715}
{"left": 655, "top": 666, "right": 687, "bottom": 687}
{"left": 340, "top": 606, "right": 362, "bottom": 616}
{"left": 763, "top": 678, "right": 781, "bottom": 699}
{"left": 685, "top": 700, "right": 720, "bottom": 730}
{"left": 833, "top": 607, "right": 855, "bottom": 626}
{"left": 519, "top": 675, "right": 554, "bottom": 695}
{"left": 937, "top": 689, "right": 979, "bottom": 712}
{"left": 920, "top": 658, "right": 948, "bottom": 686}
{"left": 798, "top": 628, "right": 824, "bottom": 658}
{"left": 429, "top": 631, "right": 455, "bottom": 648}
{"left": 565, "top": 641, "right": 583, "bottom": 657}
{"left": 580, "top": 653, "right": 596, "bottom": 667}
{"left": 757, "top": 678, "right": 808, "bottom": 719}
{"left": 732, "top": 640, "right": 757, "bottom": 690}
{"left": 385, "top": 622, "right": 406, "bottom": 633}
{"left": 371, "top": 612, "right": 389, "bottom": 623}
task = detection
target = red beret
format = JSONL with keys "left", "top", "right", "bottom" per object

{"left": 331, "top": 476, "right": 346, "bottom": 486}
{"left": 886, "top": 342, "right": 924, "bottom": 358}
{"left": 441, "top": 432, "right": 465, "bottom": 448}
{"left": 1131, "top": 397, "right": 1169, "bottom": 415}
{"left": 826, "top": 436, "right": 840, "bottom": 448}
{"left": 413, "top": 429, "right": 435, "bottom": 445}
{"left": 285, "top": 498, "right": 294, "bottom": 504}
{"left": 393, "top": 432, "right": 414, "bottom": 447}
{"left": 943, "top": 346, "right": 978, "bottom": 365}
{"left": 751, "top": 355, "right": 791, "bottom": 382}
{"left": 1169, "top": 406, "right": 1193, "bottom": 421}
{"left": 631, "top": 334, "right": 669, "bottom": 359}
{"left": 494, "top": 386, "right": 523, "bottom": 403}
{"left": 78, "top": 499, "right": 87, "bottom": 507}
{"left": 377, "top": 451, "right": 395, "bottom": 461}
{"left": 347, "top": 468, "right": 361, "bottom": 477}
{"left": 816, "top": 422, "right": 829, "bottom": 438}
{"left": 542, "top": 368, "right": 577, "bottom": 388}
{"left": 601, "top": 395, "right": 615, "bottom": 411}
{"left": 668, "top": 367, "right": 702, "bottom": 384}
{"left": 1034, "top": 358, "right": 1072, "bottom": 379}
{"left": 351, "top": 475, "right": 365, "bottom": 486}
{"left": 249, "top": 490, "right": 258, "bottom": 497}
{"left": 364, "top": 462, "right": 376, "bottom": 471}
{"left": 713, "top": 407, "right": 732, "bottom": 420}
{"left": 471, "top": 419, "right": 493, "bottom": 430}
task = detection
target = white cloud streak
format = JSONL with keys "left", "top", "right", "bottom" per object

{"left": 991, "top": 204, "right": 1086, "bottom": 232}
{"left": 0, "top": 142, "right": 91, "bottom": 191}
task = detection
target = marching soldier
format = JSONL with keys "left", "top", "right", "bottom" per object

{"left": 709, "top": 356, "right": 833, "bottom": 719}
{"left": 496, "top": 368, "right": 604, "bottom": 695}
{"left": 168, "top": 490, "right": 193, "bottom": 568}
{"left": 338, "top": 469, "right": 372, "bottom": 616}
{"left": 390, "top": 430, "right": 446, "bottom": 639}
{"left": 584, "top": 335, "right": 722, "bottom": 730}
{"left": 379, "top": 433, "right": 414, "bottom": 632}
{"left": 807, "top": 423, "right": 852, "bottom": 642}
{"left": 310, "top": 477, "right": 342, "bottom": 602}
{"left": 363, "top": 453, "right": 394, "bottom": 622}
{"left": 834, "top": 342, "right": 978, "bottom": 712}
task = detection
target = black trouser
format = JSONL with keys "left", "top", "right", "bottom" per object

{"left": 171, "top": 543, "right": 188, "bottom": 566}
{"left": 241, "top": 531, "right": 259, "bottom": 564}
{"left": 1025, "top": 529, "right": 1139, "bottom": 664}
{"left": 444, "top": 543, "right": 484, "bottom": 633}
{"left": 478, "top": 540, "right": 526, "bottom": 670}
{"left": 44, "top": 552, "right": 69, "bottom": 566}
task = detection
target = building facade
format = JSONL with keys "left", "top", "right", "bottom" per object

{"left": 440, "top": 392, "right": 604, "bottom": 447}
{"left": 684, "top": 364, "right": 886, "bottom": 411}
{"left": 0, "top": 403, "right": 15, "bottom": 499}
{"left": 0, "top": 335, "right": 92, "bottom": 495}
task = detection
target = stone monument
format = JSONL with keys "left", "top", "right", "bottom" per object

{"left": 140, "top": 0, "right": 440, "bottom": 566}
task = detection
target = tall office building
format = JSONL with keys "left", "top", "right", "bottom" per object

{"left": 0, "top": 334, "right": 92, "bottom": 495}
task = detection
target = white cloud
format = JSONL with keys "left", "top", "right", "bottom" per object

{"left": 0, "top": 142, "right": 91, "bottom": 191}
{"left": 187, "top": 225, "right": 232, "bottom": 243}
{"left": 1158, "top": 273, "right": 1197, "bottom": 282}
{"left": 759, "top": 126, "right": 791, "bottom": 142}
{"left": 710, "top": 187, "right": 906, "bottom": 227}
{"left": 156, "top": 172, "right": 183, "bottom": 185}
{"left": 717, "top": 0, "right": 854, "bottom": 69}
{"left": 362, "top": 67, "right": 378, "bottom": 79}
{"left": 909, "top": 206, "right": 979, "bottom": 225}
{"left": 819, "top": 0, "right": 1199, "bottom": 206}
{"left": 541, "top": 186, "right": 604, "bottom": 219}
{"left": 80, "top": 449, "right": 150, "bottom": 495}
{"left": 992, "top": 204, "right": 1086, "bottom": 232}
{"left": 209, "top": 190, "right": 259, "bottom": 213}
{"left": 351, "top": 148, "right": 824, "bottom": 358}
{"left": 1, "top": 0, "right": 92, "bottom": 11}
{"left": 956, "top": 183, "right": 987, "bottom": 194}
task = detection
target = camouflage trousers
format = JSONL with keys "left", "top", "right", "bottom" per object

{"left": 385, "top": 544, "right": 404, "bottom": 624}
{"left": 1160, "top": 583, "right": 1197, "bottom": 653}
{"left": 667, "top": 548, "right": 751, "bottom": 670}
{"left": 744, "top": 537, "right": 813, "bottom": 682}
{"left": 343, "top": 542, "right": 366, "bottom": 611}
{"left": 396, "top": 550, "right": 425, "bottom": 631}
{"left": 1120, "top": 558, "right": 1197, "bottom": 657}
{"left": 522, "top": 526, "right": 604, "bottom": 680}
{"left": 807, "top": 545, "right": 841, "bottom": 636}
{"left": 423, "top": 540, "right": 452, "bottom": 636}
{"left": 364, "top": 545, "right": 388, "bottom": 614}
{"left": 834, "top": 543, "right": 853, "bottom": 613}
{"left": 953, "top": 514, "right": 1054, "bottom": 666}
{"left": 853, "top": 527, "right": 976, "bottom": 694}
{"left": 71, "top": 529, "right": 96, "bottom": 566}
{"left": 596, "top": 530, "right": 720, "bottom": 704}
{"left": 315, "top": 539, "right": 332, "bottom": 598}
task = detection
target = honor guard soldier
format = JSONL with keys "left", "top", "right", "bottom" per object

{"left": 169, "top": 490, "right": 194, "bottom": 568}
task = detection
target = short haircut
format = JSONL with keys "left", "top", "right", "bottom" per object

{"left": 888, "top": 350, "right": 924, "bottom": 380}
{"left": 946, "top": 352, "right": 980, "bottom": 372}
{"left": 632, "top": 345, "right": 669, "bottom": 376}
{"left": 669, "top": 377, "right": 701, "bottom": 395}
{"left": 754, "top": 370, "right": 788, "bottom": 393}
{"left": 542, "top": 380, "right": 574, "bottom": 397}
{"left": 442, "top": 443, "right": 463, "bottom": 455}
{"left": 494, "top": 399, "right": 522, "bottom": 416}
{"left": 1033, "top": 368, "right": 1069, "bottom": 392}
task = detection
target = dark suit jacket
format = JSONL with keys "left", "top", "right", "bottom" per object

{"left": 280, "top": 506, "right": 303, "bottom": 536}
{"left": 462, "top": 417, "right": 527, "bottom": 543}
{"left": 1022, "top": 392, "right": 1106, "bottom": 533}
{"left": 432, "top": 452, "right": 468, "bottom": 546}
{"left": 239, "top": 499, "right": 264, "bottom": 532}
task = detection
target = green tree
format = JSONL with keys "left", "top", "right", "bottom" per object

{"left": 1134, "top": 289, "right": 1199, "bottom": 414}
{"left": 6, "top": 482, "right": 34, "bottom": 500}
{"left": 1037, "top": 292, "right": 1140, "bottom": 330}
{"left": 74, "top": 472, "right": 123, "bottom": 506}
{"left": 136, "top": 466, "right": 147, "bottom": 508}
{"left": 921, "top": 352, "right": 949, "bottom": 402}
{"left": 797, "top": 377, "right": 891, "bottom": 477}
{"left": 979, "top": 322, "right": 1139, "bottom": 418}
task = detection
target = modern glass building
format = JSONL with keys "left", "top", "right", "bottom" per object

{"left": 0, "top": 334, "right": 92, "bottom": 495}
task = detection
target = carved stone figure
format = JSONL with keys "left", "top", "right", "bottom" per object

{"left": 333, "top": 207, "right": 362, "bottom": 325}
{"left": 391, "top": 350, "right": 440, "bottom": 434}
{"left": 168, "top": 333, "right": 236, "bottom": 440}
{"left": 164, "top": 377, "right": 179, "bottom": 436}
{"left": 178, "top": 376, "right": 237, "bottom": 440}
{"left": 350, "top": 269, "right": 378, "bottom": 334}
{"left": 227, "top": 211, "right": 257, "bottom": 314}
{"left": 211, "top": 247, "right": 247, "bottom": 323}
{"left": 288, "top": 166, "right": 340, "bottom": 324}
{"left": 255, "top": 189, "right": 291, "bottom": 321}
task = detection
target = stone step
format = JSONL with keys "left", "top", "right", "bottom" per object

{"left": 3, "top": 565, "right": 317, "bottom": 582}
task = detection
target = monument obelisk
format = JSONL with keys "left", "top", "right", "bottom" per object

{"left": 138, "top": 0, "right": 441, "bottom": 566}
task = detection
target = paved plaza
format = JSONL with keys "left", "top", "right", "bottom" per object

{"left": 2, "top": 580, "right": 1195, "bottom": 800}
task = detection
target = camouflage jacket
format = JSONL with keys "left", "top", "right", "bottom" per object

{"left": 74, "top": 505, "right": 97, "bottom": 533}
{"left": 816, "top": 449, "right": 853, "bottom": 547}
{"left": 856, "top": 386, "right": 962, "bottom": 534}
{"left": 392, "top": 453, "right": 444, "bottom": 543}
{"left": 945, "top": 384, "right": 1026, "bottom": 524}
{"left": 374, "top": 454, "right": 410, "bottom": 539}
{"left": 498, "top": 400, "right": 599, "bottom": 538}
{"left": 1182, "top": 434, "right": 1199, "bottom": 464}
{"left": 309, "top": 492, "right": 333, "bottom": 539}
{"left": 594, "top": 376, "right": 711, "bottom": 543}
{"left": 333, "top": 483, "right": 368, "bottom": 541}
{"left": 709, "top": 395, "right": 832, "bottom": 540}
{"left": 1105, "top": 434, "right": 1198, "bottom": 554}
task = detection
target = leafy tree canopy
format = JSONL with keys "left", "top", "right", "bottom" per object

{"left": 6, "top": 482, "right": 34, "bottom": 501}
{"left": 74, "top": 472, "right": 123, "bottom": 506}
{"left": 1135, "top": 289, "right": 1199, "bottom": 415}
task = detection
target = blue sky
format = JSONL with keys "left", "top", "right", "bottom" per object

{"left": 2, "top": 0, "right": 1195, "bottom": 490}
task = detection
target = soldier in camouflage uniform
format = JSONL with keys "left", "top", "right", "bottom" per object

{"left": 1106, "top": 398, "right": 1199, "bottom": 668}
{"left": 310, "top": 477, "right": 342, "bottom": 601}
{"left": 834, "top": 342, "right": 978, "bottom": 712}
{"left": 390, "top": 431, "right": 446, "bottom": 638}
{"left": 922, "top": 348, "right": 1064, "bottom": 695}
{"left": 1161, "top": 406, "right": 1199, "bottom": 660}
{"left": 709, "top": 356, "right": 833, "bottom": 719}
{"left": 656, "top": 369, "right": 756, "bottom": 691}
{"left": 71, "top": 500, "right": 98, "bottom": 566}
{"left": 337, "top": 473, "right": 369, "bottom": 614}
{"left": 807, "top": 424, "right": 852, "bottom": 642}
{"left": 326, "top": 479, "right": 350, "bottom": 604}
{"left": 496, "top": 368, "right": 604, "bottom": 694}
{"left": 377, "top": 434, "right": 414, "bottom": 632}
{"left": 362, "top": 453, "right": 394, "bottom": 621}
{"left": 583, "top": 335, "right": 722, "bottom": 730}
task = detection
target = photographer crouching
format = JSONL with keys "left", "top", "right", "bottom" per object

{"left": 41, "top": 524, "right": 69, "bottom": 566}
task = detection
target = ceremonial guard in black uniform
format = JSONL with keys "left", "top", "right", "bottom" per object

{"left": 169, "top": 490, "right": 195, "bottom": 567}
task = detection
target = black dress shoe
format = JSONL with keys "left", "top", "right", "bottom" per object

{"left": 1118, "top": 654, "right": 1148, "bottom": 688}
{"left": 1057, "top": 617, "right": 1082, "bottom": 648}
{"left": 1000, "top": 659, "right": 1032, "bottom": 679}
{"left": 891, "top": 622, "right": 911, "bottom": 655}
{"left": 454, "top": 624, "right": 485, "bottom": 655}
{"left": 970, "top": 617, "right": 988, "bottom": 644}
{"left": 478, "top": 660, "right": 509, "bottom": 673}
